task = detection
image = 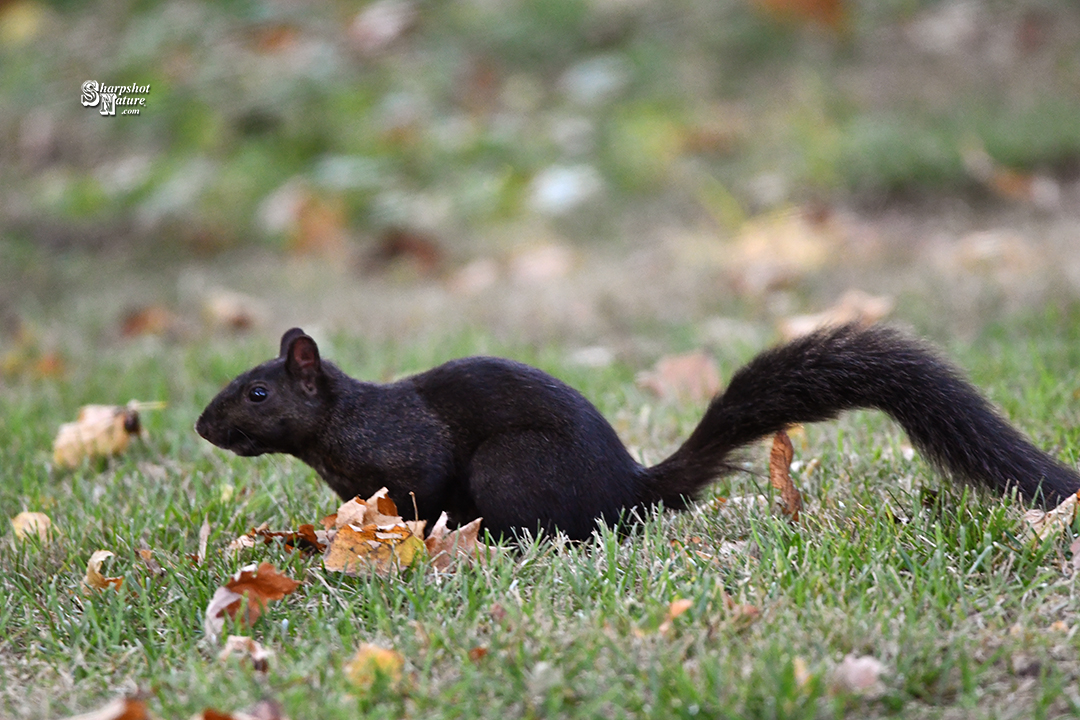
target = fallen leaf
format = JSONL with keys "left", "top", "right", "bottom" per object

{"left": 793, "top": 656, "right": 812, "bottom": 688}
{"left": 365, "top": 227, "right": 444, "bottom": 276}
{"left": 58, "top": 696, "right": 149, "bottom": 720}
{"left": 343, "top": 643, "right": 404, "bottom": 689}
{"left": 751, "top": 0, "right": 847, "bottom": 29}
{"left": 219, "top": 635, "right": 273, "bottom": 672}
{"left": 637, "top": 351, "right": 721, "bottom": 404}
{"left": 53, "top": 401, "right": 165, "bottom": 468}
{"left": 658, "top": 598, "right": 694, "bottom": 634}
{"left": 119, "top": 305, "right": 183, "bottom": 338}
{"left": 248, "top": 22, "right": 300, "bottom": 54}
{"left": 11, "top": 511, "right": 51, "bottom": 541}
{"left": 778, "top": 289, "right": 894, "bottom": 340}
{"left": 289, "top": 193, "right": 349, "bottom": 259}
{"left": 962, "top": 141, "right": 1061, "bottom": 210}
{"left": 228, "top": 524, "right": 327, "bottom": 556}
{"left": 81, "top": 550, "right": 124, "bottom": 592}
{"left": 730, "top": 206, "right": 839, "bottom": 295}
{"left": 769, "top": 431, "right": 802, "bottom": 521}
{"left": 424, "top": 513, "right": 491, "bottom": 571}
{"left": 829, "top": 654, "right": 886, "bottom": 696}
{"left": 204, "top": 562, "right": 300, "bottom": 641}
{"left": 198, "top": 519, "right": 211, "bottom": 565}
{"left": 323, "top": 522, "right": 424, "bottom": 576}
{"left": 1024, "top": 492, "right": 1079, "bottom": 542}
{"left": 203, "top": 290, "right": 263, "bottom": 332}
{"left": 0, "top": 321, "right": 66, "bottom": 380}
{"left": 137, "top": 542, "right": 164, "bottom": 576}
{"left": 192, "top": 700, "right": 288, "bottom": 720}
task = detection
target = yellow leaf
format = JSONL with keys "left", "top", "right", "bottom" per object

{"left": 52, "top": 401, "right": 164, "bottom": 468}
{"left": 343, "top": 643, "right": 404, "bottom": 689}
{"left": 11, "top": 511, "right": 51, "bottom": 541}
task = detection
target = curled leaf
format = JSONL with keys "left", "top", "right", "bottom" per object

{"left": 769, "top": 430, "right": 802, "bottom": 522}
{"left": 219, "top": 635, "right": 273, "bottom": 673}
{"left": 82, "top": 550, "right": 123, "bottom": 592}
{"left": 1024, "top": 492, "right": 1079, "bottom": 542}
{"left": 53, "top": 401, "right": 164, "bottom": 468}
{"left": 424, "top": 513, "right": 490, "bottom": 572}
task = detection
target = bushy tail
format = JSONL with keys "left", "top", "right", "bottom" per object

{"left": 639, "top": 324, "right": 1080, "bottom": 509}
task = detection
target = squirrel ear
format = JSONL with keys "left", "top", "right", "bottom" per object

{"left": 280, "top": 328, "right": 308, "bottom": 358}
{"left": 284, "top": 331, "right": 321, "bottom": 386}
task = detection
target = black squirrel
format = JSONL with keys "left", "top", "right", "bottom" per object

{"left": 195, "top": 325, "right": 1080, "bottom": 540}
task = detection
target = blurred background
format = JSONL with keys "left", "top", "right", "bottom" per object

{"left": 2, "top": 0, "right": 1080, "bottom": 360}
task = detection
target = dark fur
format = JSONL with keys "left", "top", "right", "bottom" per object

{"left": 196, "top": 325, "right": 1080, "bottom": 540}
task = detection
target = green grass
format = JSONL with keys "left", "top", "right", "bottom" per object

{"left": 3, "top": 316, "right": 1080, "bottom": 718}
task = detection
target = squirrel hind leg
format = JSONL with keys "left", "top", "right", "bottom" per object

{"left": 465, "top": 430, "right": 639, "bottom": 541}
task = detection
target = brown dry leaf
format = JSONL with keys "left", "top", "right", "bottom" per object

{"left": 365, "top": 227, "right": 444, "bottom": 277}
{"left": 1024, "top": 492, "right": 1079, "bottom": 542}
{"left": 769, "top": 431, "right": 802, "bottom": 522}
{"left": 323, "top": 522, "right": 424, "bottom": 576}
{"left": 82, "top": 550, "right": 124, "bottom": 592}
{"left": 11, "top": 511, "right": 51, "bottom": 541}
{"left": 751, "top": 0, "right": 847, "bottom": 29}
{"left": 0, "top": 323, "right": 66, "bottom": 380}
{"left": 204, "top": 562, "right": 300, "bottom": 641}
{"left": 120, "top": 304, "right": 183, "bottom": 338}
{"left": 219, "top": 635, "right": 273, "bottom": 673}
{"left": 637, "top": 351, "right": 721, "bottom": 404}
{"left": 343, "top": 643, "right": 405, "bottom": 689}
{"left": 778, "top": 289, "right": 894, "bottom": 341}
{"left": 333, "top": 498, "right": 367, "bottom": 528}
{"left": 730, "top": 207, "right": 839, "bottom": 295}
{"left": 962, "top": 141, "right": 1060, "bottom": 210}
{"left": 424, "top": 513, "right": 490, "bottom": 572}
{"left": 829, "top": 654, "right": 886, "bottom": 696}
{"left": 195, "top": 711, "right": 236, "bottom": 720}
{"left": 59, "top": 696, "right": 150, "bottom": 720}
{"left": 722, "top": 593, "right": 761, "bottom": 628}
{"left": 248, "top": 22, "right": 301, "bottom": 54}
{"left": 658, "top": 598, "right": 694, "bottom": 634}
{"left": 289, "top": 193, "right": 349, "bottom": 259}
{"left": 203, "top": 289, "right": 263, "bottom": 332}
{"left": 53, "top": 400, "right": 164, "bottom": 468}
{"left": 137, "top": 542, "right": 164, "bottom": 576}
{"left": 228, "top": 524, "right": 327, "bottom": 556}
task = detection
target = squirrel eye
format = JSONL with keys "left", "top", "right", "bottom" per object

{"left": 247, "top": 385, "right": 268, "bottom": 402}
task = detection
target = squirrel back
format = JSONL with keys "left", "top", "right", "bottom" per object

{"left": 196, "top": 325, "right": 1080, "bottom": 540}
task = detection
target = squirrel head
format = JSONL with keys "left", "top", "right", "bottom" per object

{"left": 195, "top": 328, "right": 331, "bottom": 457}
